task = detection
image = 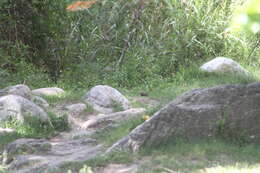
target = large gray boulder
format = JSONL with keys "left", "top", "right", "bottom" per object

{"left": 107, "top": 82, "right": 260, "bottom": 152}
{"left": 32, "top": 87, "right": 65, "bottom": 97}
{"left": 200, "top": 57, "right": 249, "bottom": 76}
{"left": 0, "top": 95, "right": 51, "bottom": 124}
{"left": 0, "top": 84, "right": 31, "bottom": 99}
{"left": 83, "top": 85, "right": 131, "bottom": 114}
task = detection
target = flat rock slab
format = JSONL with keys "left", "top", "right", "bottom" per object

{"left": 82, "top": 108, "right": 146, "bottom": 129}
{"left": 3, "top": 138, "right": 103, "bottom": 173}
{"left": 32, "top": 87, "right": 65, "bottom": 97}
{"left": 2, "top": 138, "right": 52, "bottom": 165}
{"left": 107, "top": 82, "right": 260, "bottom": 152}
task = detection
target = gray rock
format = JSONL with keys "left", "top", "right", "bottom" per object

{"left": 32, "top": 87, "right": 65, "bottom": 97}
{"left": 83, "top": 85, "right": 131, "bottom": 114}
{"left": 200, "top": 57, "right": 249, "bottom": 76}
{"left": 2, "top": 138, "right": 51, "bottom": 165}
{"left": 82, "top": 108, "right": 146, "bottom": 129}
{"left": 103, "top": 66, "right": 113, "bottom": 73}
{"left": 31, "top": 95, "right": 49, "bottom": 109}
{"left": 0, "top": 128, "right": 16, "bottom": 137}
{"left": 65, "top": 103, "right": 86, "bottom": 116}
{"left": 107, "top": 82, "right": 260, "bottom": 152}
{"left": 0, "top": 84, "right": 31, "bottom": 99}
{"left": 0, "top": 95, "right": 51, "bottom": 124}
{"left": 3, "top": 138, "right": 102, "bottom": 173}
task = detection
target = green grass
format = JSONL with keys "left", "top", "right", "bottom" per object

{"left": 48, "top": 112, "right": 70, "bottom": 132}
{"left": 53, "top": 151, "right": 135, "bottom": 173}
{"left": 83, "top": 64, "right": 260, "bottom": 173}
{"left": 0, "top": 64, "right": 259, "bottom": 172}
{"left": 2, "top": 0, "right": 255, "bottom": 90}
{"left": 0, "top": 112, "right": 70, "bottom": 151}
{"left": 93, "top": 117, "right": 144, "bottom": 147}
{"left": 83, "top": 139, "right": 260, "bottom": 173}
{"left": 0, "top": 0, "right": 260, "bottom": 172}
{"left": 85, "top": 104, "right": 95, "bottom": 114}
{"left": 42, "top": 89, "right": 85, "bottom": 105}
{"left": 86, "top": 151, "right": 135, "bottom": 168}
{"left": 111, "top": 100, "right": 125, "bottom": 112}
{"left": 135, "top": 64, "right": 258, "bottom": 106}
{"left": 137, "top": 139, "right": 260, "bottom": 173}
{"left": 0, "top": 117, "right": 54, "bottom": 152}
{"left": 92, "top": 63, "right": 260, "bottom": 147}
{"left": 0, "top": 133, "right": 20, "bottom": 152}
{"left": 0, "top": 166, "right": 8, "bottom": 173}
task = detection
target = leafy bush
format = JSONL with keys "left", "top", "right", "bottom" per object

{"left": 0, "top": 0, "right": 68, "bottom": 82}
{"left": 61, "top": 0, "right": 256, "bottom": 87}
{"left": 1, "top": 0, "right": 259, "bottom": 87}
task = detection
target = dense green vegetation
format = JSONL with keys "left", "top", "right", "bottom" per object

{"left": 1, "top": 0, "right": 260, "bottom": 172}
{"left": 0, "top": 0, "right": 259, "bottom": 89}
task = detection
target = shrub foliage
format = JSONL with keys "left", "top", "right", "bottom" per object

{"left": 0, "top": 0, "right": 257, "bottom": 88}
{"left": 0, "top": 0, "right": 67, "bottom": 82}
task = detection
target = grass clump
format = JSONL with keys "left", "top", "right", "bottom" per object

{"left": 111, "top": 100, "right": 124, "bottom": 112}
{"left": 86, "top": 151, "right": 135, "bottom": 168}
{"left": 0, "top": 111, "right": 70, "bottom": 151}
{"left": 48, "top": 112, "right": 70, "bottom": 132}
{"left": 1, "top": 116, "right": 54, "bottom": 138}
{"left": 0, "top": 117, "right": 53, "bottom": 152}
{"left": 0, "top": 166, "right": 8, "bottom": 173}
{"left": 0, "top": 133, "right": 20, "bottom": 152}
{"left": 216, "top": 108, "right": 249, "bottom": 146}
{"left": 147, "top": 65, "right": 257, "bottom": 105}
{"left": 94, "top": 117, "right": 143, "bottom": 147}
{"left": 40, "top": 90, "right": 83, "bottom": 105}
{"left": 83, "top": 104, "right": 95, "bottom": 114}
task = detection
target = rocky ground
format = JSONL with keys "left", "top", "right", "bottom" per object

{"left": 0, "top": 85, "right": 157, "bottom": 173}
{"left": 1, "top": 58, "right": 259, "bottom": 173}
